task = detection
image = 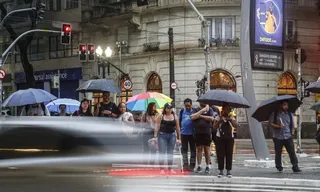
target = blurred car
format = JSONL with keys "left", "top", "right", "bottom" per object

{"left": 0, "top": 117, "right": 149, "bottom": 168}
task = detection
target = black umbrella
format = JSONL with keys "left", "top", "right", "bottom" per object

{"left": 76, "top": 79, "right": 121, "bottom": 93}
{"left": 251, "top": 95, "right": 302, "bottom": 122}
{"left": 197, "top": 90, "right": 250, "bottom": 108}
{"left": 305, "top": 81, "right": 320, "bottom": 93}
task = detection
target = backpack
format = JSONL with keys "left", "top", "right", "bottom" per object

{"left": 219, "top": 120, "right": 233, "bottom": 139}
{"left": 273, "top": 111, "right": 293, "bottom": 132}
{"left": 179, "top": 107, "right": 196, "bottom": 127}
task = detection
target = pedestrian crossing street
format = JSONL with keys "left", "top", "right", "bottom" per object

{"left": 102, "top": 175, "right": 320, "bottom": 192}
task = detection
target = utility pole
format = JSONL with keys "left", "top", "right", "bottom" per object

{"left": 240, "top": 0, "right": 270, "bottom": 160}
{"left": 168, "top": 28, "right": 175, "bottom": 107}
{"left": 186, "top": 0, "right": 210, "bottom": 91}
{"left": 57, "top": 70, "right": 61, "bottom": 98}
{"left": 296, "top": 48, "right": 302, "bottom": 153}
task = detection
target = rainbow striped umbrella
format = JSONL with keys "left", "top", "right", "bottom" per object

{"left": 126, "top": 92, "right": 172, "bottom": 111}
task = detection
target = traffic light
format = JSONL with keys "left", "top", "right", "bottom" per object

{"left": 137, "top": 0, "right": 149, "bottom": 7}
{"left": 61, "top": 23, "right": 71, "bottom": 45}
{"left": 79, "top": 44, "right": 87, "bottom": 61}
{"left": 87, "top": 44, "right": 95, "bottom": 62}
{"left": 36, "top": 0, "right": 46, "bottom": 22}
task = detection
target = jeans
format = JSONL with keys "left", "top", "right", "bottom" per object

{"left": 142, "top": 129, "right": 157, "bottom": 165}
{"left": 216, "top": 137, "right": 234, "bottom": 171}
{"left": 158, "top": 132, "right": 176, "bottom": 170}
{"left": 273, "top": 137, "right": 298, "bottom": 170}
{"left": 181, "top": 134, "right": 196, "bottom": 169}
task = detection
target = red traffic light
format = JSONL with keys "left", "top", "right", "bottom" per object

{"left": 81, "top": 45, "right": 86, "bottom": 52}
{"left": 63, "top": 24, "right": 71, "bottom": 32}
{"left": 88, "top": 44, "right": 95, "bottom": 53}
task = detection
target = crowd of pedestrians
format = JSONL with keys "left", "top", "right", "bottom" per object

{"left": 19, "top": 91, "right": 303, "bottom": 176}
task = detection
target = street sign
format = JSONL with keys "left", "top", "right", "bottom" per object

{"left": 123, "top": 79, "right": 132, "bottom": 90}
{"left": 295, "top": 49, "right": 307, "bottom": 64}
{"left": 53, "top": 75, "right": 60, "bottom": 88}
{"left": 170, "top": 82, "right": 177, "bottom": 90}
{"left": 0, "top": 69, "right": 6, "bottom": 80}
{"left": 252, "top": 50, "right": 284, "bottom": 71}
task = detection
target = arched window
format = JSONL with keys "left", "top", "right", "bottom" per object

{"left": 278, "top": 72, "right": 297, "bottom": 95}
{"left": 210, "top": 70, "right": 236, "bottom": 92}
{"left": 119, "top": 75, "right": 133, "bottom": 103}
{"left": 147, "top": 73, "right": 162, "bottom": 93}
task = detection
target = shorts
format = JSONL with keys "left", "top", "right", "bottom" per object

{"left": 194, "top": 133, "right": 211, "bottom": 147}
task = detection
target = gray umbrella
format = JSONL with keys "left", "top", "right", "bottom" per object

{"left": 251, "top": 95, "right": 302, "bottom": 122}
{"left": 76, "top": 79, "right": 121, "bottom": 93}
{"left": 305, "top": 81, "right": 320, "bottom": 93}
{"left": 197, "top": 90, "right": 250, "bottom": 108}
{"left": 310, "top": 100, "right": 320, "bottom": 112}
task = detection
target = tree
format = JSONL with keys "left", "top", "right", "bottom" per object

{"left": 0, "top": 0, "right": 39, "bottom": 88}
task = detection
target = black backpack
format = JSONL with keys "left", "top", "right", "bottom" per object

{"left": 219, "top": 120, "right": 233, "bottom": 139}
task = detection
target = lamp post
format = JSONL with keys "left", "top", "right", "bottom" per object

{"left": 96, "top": 46, "right": 112, "bottom": 79}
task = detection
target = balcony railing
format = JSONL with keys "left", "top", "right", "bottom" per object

{"left": 198, "top": 38, "right": 240, "bottom": 48}
{"left": 285, "top": 31, "right": 300, "bottom": 49}
{"left": 143, "top": 42, "right": 160, "bottom": 52}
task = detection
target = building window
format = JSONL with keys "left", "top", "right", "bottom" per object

{"left": 118, "top": 75, "right": 133, "bottom": 103}
{"left": 15, "top": 37, "right": 45, "bottom": 62}
{"left": 66, "top": 0, "right": 78, "bottom": 9}
{"left": 208, "top": 17, "right": 235, "bottom": 40}
{"left": 210, "top": 70, "right": 236, "bottom": 92}
{"left": 147, "top": 73, "right": 162, "bottom": 93}
{"left": 278, "top": 72, "right": 297, "bottom": 95}
{"left": 146, "top": 22, "right": 158, "bottom": 43}
{"left": 49, "top": 33, "right": 78, "bottom": 59}
{"left": 285, "top": 20, "right": 296, "bottom": 37}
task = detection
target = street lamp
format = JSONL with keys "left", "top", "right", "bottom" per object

{"left": 105, "top": 47, "right": 112, "bottom": 58}
{"left": 96, "top": 46, "right": 103, "bottom": 57}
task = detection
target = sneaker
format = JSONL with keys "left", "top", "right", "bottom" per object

{"left": 293, "top": 167, "right": 301, "bottom": 173}
{"left": 205, "top": 167, "right": 210, "bottom": 174}
{"left": 217, "top": 172, "right": 224, "bottom": 178}
{"left": 195, "top": 166, "right": 202, "bottom": 173}
{"left": 226, "top": 172, "right": 232, "bottom": 178}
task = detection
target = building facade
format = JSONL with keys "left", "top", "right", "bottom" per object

{"left": 1, "top": 0, "right": 320, "bottom": 138}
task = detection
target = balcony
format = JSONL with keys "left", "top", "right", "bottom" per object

{"left": 285, "top": 31, "right": 300, "bottom": 50}
{"left": 198, "top": 38, "right": 240, "bottom": 49}
{"left": 81, "top": 0, "right": 135, "bottom": 21}
{"left": 143, "top": 42, "right": 160, "bottom": 52}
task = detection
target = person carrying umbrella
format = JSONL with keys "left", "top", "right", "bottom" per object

{"left": 213, "top": 103, "right": 236, "bottom": 178}
{"left": 72, "top": 99, "right": 93, "bottom": 117}
{"left": 252, "top": 95, "right": 302, "bottom": 173}
{"left": 58, "top": 104, "right": 70, "bottom": 116}
{"left": 268, "top": 100, "right": 301, "bottom": 173}
{"left": 94, "top": 92, "right": 118, "bottom": 118}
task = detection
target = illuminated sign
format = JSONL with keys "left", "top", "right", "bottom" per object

{"left": 254, "top": 0, "right": 284, "bottom": 47}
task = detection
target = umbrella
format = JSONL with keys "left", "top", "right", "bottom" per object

{"left": 310, "top": 100, "right": 320, "bottom": 112}
{"left": 252, "top": 95, "right": 302, "bottom": 122}
{"left": 3, "top": 88, "right": 57, "bottom": 107}
{"left": 305, "top": 80, "right": 320, "bottom": 93}
{"left": 126, "top": 92, "right": 172, "bottom": 111}
{"left": 197, "top": 90, "right": 250, "bottom": 108}
{"left": 76, "top": 79, "right": 121, "bottom": 93}
{"left": 46, "top": 98, "right": 80, "bottom": 114}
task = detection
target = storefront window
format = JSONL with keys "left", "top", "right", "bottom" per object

{"left": 210, "top": 70, "right": 236, "bottom": 91}
{"left": 277, "top": 72, "right": 297, "bottom": 95}
{"left": 147, "top": 73, "right": 162, "bottom": 93}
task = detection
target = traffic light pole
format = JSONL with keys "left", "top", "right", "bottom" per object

{"left": 0, "top": 7, "right": 36, "bottom": 30}
{"left": 0, "top": 29, "right": 60, "bottom": 114}
{"left": 296, "top": 48, "right": 303, "bottom": 154}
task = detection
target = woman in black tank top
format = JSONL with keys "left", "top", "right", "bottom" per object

{"left": 154, "top": 103, "right": 181, "bottom": 174}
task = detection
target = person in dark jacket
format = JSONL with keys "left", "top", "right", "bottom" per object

{"left": 72, "top": 99, "right": 93, "bottom": 117}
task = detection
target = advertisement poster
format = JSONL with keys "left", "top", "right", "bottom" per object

{"left": 255, "top": 0, "right": 283, "bottom": 47}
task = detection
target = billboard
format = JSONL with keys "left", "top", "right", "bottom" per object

{"left": 254, "top": 0, "right": 284, "bottom": 47}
